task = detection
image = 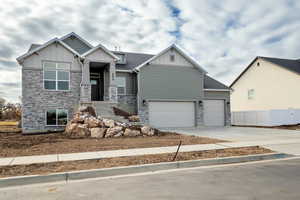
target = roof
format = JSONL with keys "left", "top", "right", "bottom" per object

{"left": 82, "top": 43, "right": 120, "bottom": 60}
{"left": 204, "top": 75, "right": 229, "bottom": 90}
{"left": 27, "top": 44, "right": 41, "bottom": 52}
{"left": 230, "top": 56, "right": 300, "bottom": 87}
{"left": 113, "top": 51, "right": 154, "bottom": 70}
{"left": 134, "top": 43, "right": 207, "bottom": 73}
{"left": 17, "top": 37, "right": 82, "bottom": 63}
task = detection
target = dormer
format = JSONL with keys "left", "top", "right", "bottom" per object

{"left": 114, "top": 52, "right": 127, "bottom": 64}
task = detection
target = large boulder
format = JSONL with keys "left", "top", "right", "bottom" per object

{"left": 105, "top": 126, "right": 123, "bottom": 138}
{"left": 71, "top": 112, "right": 84, "bottom": 124}
{"left": 90, "top": 128, "right": 106, "bottom": 138}
{"left": 141, "top": 125, "right": 155, "bottom": 136}
{"left": 76, "top": 124, "right": 90, "bottom": 137}
{"left": 128, "top": 115, "right": 140, "bottom": 122}
{"left": 103, "top": 119, "right": 115, "bottom": 128}
{"left": 124, "top": 128, "right": 141, "bottom": 137}
{"left": 65, "top": 122, "right": 78, "bottom": 135}
{"left": 79, "top": 105, "right": 96, "bottom": 117}
{"left": 84, "top": 117, "right": 102, "bottom": 128}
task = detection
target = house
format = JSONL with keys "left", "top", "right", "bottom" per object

{"left": 16, "top": 32, "right": 230, "bottom": 133}
{"left": 230, "top": 56, "right": 300, "bottom": 126}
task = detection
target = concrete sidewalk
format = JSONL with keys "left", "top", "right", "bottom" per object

{"left": 0, "top": 139, "right": 299, "bottom": 167}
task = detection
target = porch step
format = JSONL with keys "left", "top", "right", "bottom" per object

{"left": 92, "top": 101, "right": 129, "bottom": 123}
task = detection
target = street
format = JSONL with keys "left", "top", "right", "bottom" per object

{"left": 1, "top": 158, "right": 300, "bottom": 200}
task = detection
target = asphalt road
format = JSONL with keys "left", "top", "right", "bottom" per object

{"left": 1, "top": 158, "right": 300, "bottom": 200}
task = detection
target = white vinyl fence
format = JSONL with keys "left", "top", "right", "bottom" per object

{"left": 231, "top": 109, "right": 300, "bottom": 126}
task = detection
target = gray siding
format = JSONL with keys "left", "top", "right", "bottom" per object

{"left": 139, "top": 65, "right": 204, "bottom": 101}
{"left": 62, "top": 37, "right": 91, "bottom": 54}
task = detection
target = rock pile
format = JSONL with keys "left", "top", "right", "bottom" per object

{"left": 65, "top": 106, "right": 156, "bottom": 138}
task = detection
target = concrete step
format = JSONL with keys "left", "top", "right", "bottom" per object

{"left": 92, "top": 101, "right": 128, "bottom": 123}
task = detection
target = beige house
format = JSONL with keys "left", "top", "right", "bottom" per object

{"left": 230, "top": 56, "right": 300, "bottom": 126}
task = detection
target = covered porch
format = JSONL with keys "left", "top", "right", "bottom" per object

{"left": 79, "top": 45, "right": 119, "bottom": 104}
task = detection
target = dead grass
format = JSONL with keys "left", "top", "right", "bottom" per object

{"left": 0, "top": 121, "right": 18, "bottom": 126}
{"left": 0, "top": 131, "right": 226, "bottom": 157}
{"left": 0, "top": 146, "right": 273, "bottom": 178}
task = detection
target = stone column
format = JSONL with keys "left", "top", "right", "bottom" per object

{"left": 80, "top": 60, "right": 91, "bottom": 103}
{"left": 109, "top": 61, "right": 118, "bottom": 102}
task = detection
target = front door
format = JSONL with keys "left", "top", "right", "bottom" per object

{"left": 91, "top": 79, "right": 100, "bottom": 101}
{"left": 90, "top": 71, "right": 104, "bottom": 101}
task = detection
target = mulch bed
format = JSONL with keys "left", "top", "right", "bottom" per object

{"left": 0, "top": 131, "right": 226, "bottom": 158}
{"left": 0, "top": 146, "right": 272, "bottom": 178}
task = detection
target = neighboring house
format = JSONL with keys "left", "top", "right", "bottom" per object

{"left": 17, "top": 32, "right": 230, "bottom": 133}
{"left": 230, "top": 56, "right": 300, "bottom": 126}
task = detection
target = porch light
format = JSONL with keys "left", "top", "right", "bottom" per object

{"left": 199, "top": 100, "right": 203, "bottom": 106}
{"left": 143, "top": 99, "right": 147, "bottom": 106}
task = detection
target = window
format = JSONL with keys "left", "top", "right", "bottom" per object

{"left": 248, "top": 89, "right": 254, "bottom": 100}
{"left": 115, "top": 53, "right": 126, "bottom": 64}
{"left": 44, "top": 61, "right": 70, "bottom": 91}
{"left": 116, "top": 76, "right": 126, "bottom": 95}
{"left": 170, "top": 54, "right": 175, "bottom": 62}
{"left": 46, "top": 109, "right": 68, "bottom": 126}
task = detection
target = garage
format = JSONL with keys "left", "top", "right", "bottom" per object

{"left": 203, "top": 100, "right": 225, "bottom": 126}
{"left": 149, "top": 101, "right": 195, "bottom": 128}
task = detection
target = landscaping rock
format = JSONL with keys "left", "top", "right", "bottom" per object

{"left": 141, "top": 125, "right": 155, "bottom": 136}
{"left": 65, "top": 106, "right": 156, "bottom": 138}
{"left": 79, "top": 105, "right": 96, "bottom": 117}
{"left": 90, "top": 128, "right": 106, "bottom": 138}
{"left": 76, "top": 124, "right": 90, "bottom": 137}
{"left": 84, "top": 117, "right": 102, "bottom": 128}
{"left": 128, "top": 115, "right": 140, "bottom": 122}
{"left": 103, "top": 119, "right": 115, "bottom": 128}
{"left": 105, "top": 126, "right": 123, "bottom": 138}
{"left": 124, "top": 128, "right": 141, "bottom": 137}
{"left": 65, "top": 122, "right": 78, "bottom": 135}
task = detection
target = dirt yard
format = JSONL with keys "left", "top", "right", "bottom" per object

{"left": 0, "top": 131, "right": 225, "bottom": 157}
{"left": 0, "top": 146, "right": 272, "bottom": 178}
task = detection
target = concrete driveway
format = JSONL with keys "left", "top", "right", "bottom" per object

{"left": 162, "top": 126, "right": 300, "bottom": 155}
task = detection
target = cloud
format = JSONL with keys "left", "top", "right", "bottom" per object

{"left": 0, "top": 0, "right": 300, "bottom": 101}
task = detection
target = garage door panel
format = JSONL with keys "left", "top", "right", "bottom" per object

{"left": 203, "top": 100, "right": 225, "bottom": 126}
{"left": 149, "top": 102, "right": 195, "bottom": 128}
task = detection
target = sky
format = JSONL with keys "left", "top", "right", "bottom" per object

{"left": 0, "top": 0, "right": 300, "bottom": 103}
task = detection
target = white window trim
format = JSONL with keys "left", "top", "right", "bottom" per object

{"left": 45, "top": 109, "right": 68, "bottom": 126}
{"left": 116, "top": 76, "right": 126, "bottom": 95}
{"left": 43, "top": 61, "right": 71, "bottom": 91}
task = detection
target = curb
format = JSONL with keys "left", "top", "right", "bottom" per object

{"left": 0, "top": 153, "right": 292, "bottom": 188}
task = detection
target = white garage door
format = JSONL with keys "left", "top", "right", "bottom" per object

{"left": 149, "top": 101, "right": 195, "bottom": 128}
{"left": 203, "top": 100, "right": 225, "bottom": 126}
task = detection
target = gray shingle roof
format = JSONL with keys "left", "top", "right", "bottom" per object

{"left": 112, "top": 51, "right": 154, "bottom": 70}
{"left": 260, "top": 56, "right": 300, "bottom": 75}
{"left": 204, "top": 75, "right": 229, "bottom": 89}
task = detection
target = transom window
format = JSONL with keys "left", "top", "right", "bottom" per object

{"left": 116, "top": 76, "right": 126, "bottom": 95}
{"left": 43, "top": 61, "right": 70, "bottom": 91}
{"left": 46, "top": 109, "right": 68, "bottom": 126}
{"left": 248, "top": 89, "right": 254, "bottom": 100}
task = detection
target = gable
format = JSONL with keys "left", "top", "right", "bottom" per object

{"left": 151, "top": 48, "right": 193, "bottom": 67}
{"left": 61, "top": 36, "right": 91, "bottom": 54}
{"left": 84, "top": 47, "right": 115, "bottom": 61}
{"left": 22, "top": 42, "right": 81, "bottom": 71}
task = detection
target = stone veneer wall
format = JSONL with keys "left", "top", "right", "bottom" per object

{"left": 22, "top": 69, "right": 81, "bottom": 133}
{"left": 117, "top": 94, "right": 137, "bottom": 114}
